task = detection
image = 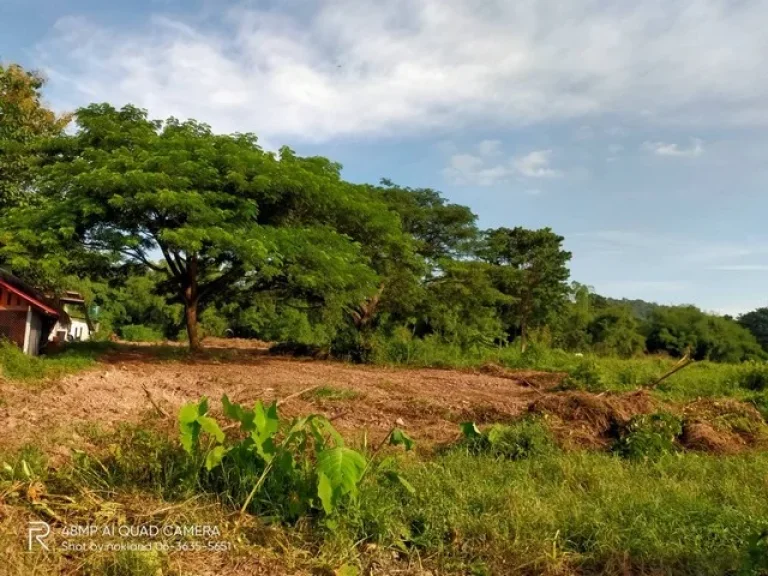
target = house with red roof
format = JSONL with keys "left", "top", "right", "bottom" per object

{"left": 0, "top": 269, "right": 63, "bottom": 356}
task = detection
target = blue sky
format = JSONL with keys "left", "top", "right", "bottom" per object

{"left": 3, "top": 0, "right": 768, "bottom": 315}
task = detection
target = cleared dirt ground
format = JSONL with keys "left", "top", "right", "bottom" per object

{"left": 0, "top": 347, "right": 550, "bottom": 453}
{"left": 1, "top": 344, "right": 764, "bottom": 455}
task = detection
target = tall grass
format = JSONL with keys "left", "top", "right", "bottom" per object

{"left": 369, "top": 335, "right": 768, "bottom": 403}
{"left": 348, "top": 450, "right": 768, "bottom": 575}
{"left": 0, "top": 340, "right": 101, "bottom": 382}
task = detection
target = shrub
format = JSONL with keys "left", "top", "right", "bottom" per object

{"left": 737, "top": 361, "right": 768, "bottom": 391}
{"left": 460, "top": 417, "right": 555, "bottom": 460}
{"left": 613, "top": 412, "right": 683, "bottom": 460}
{"left": 560, "top": 358, "right": 605, "bottom": 392}
{"left": 119, "top": 324, "right": 164, "bottom": 342}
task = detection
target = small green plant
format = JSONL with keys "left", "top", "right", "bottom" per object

{"left": 180, "top": 396, "right": 368, "bottom": 517}
{"left": 460, "top": 417, "right": 555, "bottom": 460}
{"left": 613, "top": 412, "right": 683, "bottom": 460}
{"left": 560, "top": 358, "right": 605, "bottom": 392}
{"left": 0, "top": 445, "right": 47, "bottom": 481}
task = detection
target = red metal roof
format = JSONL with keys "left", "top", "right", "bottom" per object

{"left": 0, "top": 279, "right": 60, "bottom": 317}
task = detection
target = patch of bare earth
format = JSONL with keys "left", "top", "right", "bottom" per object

{"left": 0, "top": 349, "right": 542, "bottom": 453}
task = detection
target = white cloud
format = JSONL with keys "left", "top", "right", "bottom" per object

{"left": 643, "top": 138, "right": 704, "bottom": 158}
{"left": 512, "top": 150, "right": 561, "bottom": 178}
{"left": 35, "top": 0, "right": 768, "bottom": 142}
{"left": 443, "top": 145, "right": 561, "bottom": 185}
{"left": 477, "top": 139, "right": 502, "bottom": 157}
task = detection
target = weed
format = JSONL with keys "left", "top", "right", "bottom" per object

{"left": 0, "top": 444, "right": 48, "bottom": 481}
{"left": 559, "top": 358, "right": 605, "bottom": 392}
{"left": 180, "top": 396, "right": 369, "bottom": 519}
{"left": 460, "top": 417, "right": 556, "bottom": 460}
{"left": 613, "top": 412, "right": 683, "bottom": 460}
{"left": 0, "top": 340, "right": 100, "bottom": 382}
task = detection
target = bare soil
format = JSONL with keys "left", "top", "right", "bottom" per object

{"left": 0, "top": 348, "right": 543, "bottom": 453}
{"left": 1, "top": 346, "right": 765, "bottom": 456}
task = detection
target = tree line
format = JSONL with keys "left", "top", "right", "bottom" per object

{"left": 1, "top": 62, "right": 766, "bottom": 362}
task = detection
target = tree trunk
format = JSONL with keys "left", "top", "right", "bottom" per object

{"left": 184, "top": 255, "right": 201, "bottom": 351}
{"left": 520, "top": 317, "right": 527, "bottom": 353}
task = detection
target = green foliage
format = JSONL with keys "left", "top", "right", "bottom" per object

{"left": 560, "top": 357, "right": 605, "bottom": 392}
{"left": 119, "top": 324, "right": 164, "bottom": 343}
{"left": 737, "top": 361, "right": 768, "bottom": 391}
{"left": 179, "top": 395, "right": 368, "bottom": 518}
{"left": 1, "top": 444, "right": 48, "bottom": 481}
{"left": 646, "top": 305, "right": 765, "bottom": 362}
{"left": 479, "top": 226, "right": 571, "bottom": 348}
{"left": 587, "top": 305, "right": 646, "bottom": 357}
{"left": 351, "top": 450, "right": 768, "bottom": 575}
{"left": 460, "top": 417, "right": 555, "bottom": 460}
{"left": 0, "top": 63, "right": 71, "bottom": 210}
{"left": 739, "top": 307, "right": 768, "bottom": 353}
{"left": 389, "top": 428, "right": 416, "bottom": 451}
{"left": 0, "top": 340, "right": 98, "bottom": 381}
{"left": 613, "top": 412, "right": 683, "bottom": 460}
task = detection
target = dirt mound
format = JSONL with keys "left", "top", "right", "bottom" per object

{"left": 681, "top": 422, "right": 740, "bottom": 454}
{"left": 529, "top": 390, "right": 658, "bottom": 448}
{"left": 476, "top": 363, "right": 565, "bottom": 389}
{"left": 681, "top": 399, "right": 767, "bottom": 451}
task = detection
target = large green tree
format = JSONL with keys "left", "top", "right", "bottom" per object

{"left": 0, "top": 63, "right": 70, "bottom": 208}
{"left": 479, "top": 227, "right": 572, "bottom": 350}
{"left": 2, "top": 104, "right": 402, "bottom": 349}
{"left": 739, "top": 307, "right": 768, "bottom": 353}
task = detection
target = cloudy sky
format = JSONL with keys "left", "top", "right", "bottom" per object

{"left": 3, "top": 0, "right": 768, "bottom": 315}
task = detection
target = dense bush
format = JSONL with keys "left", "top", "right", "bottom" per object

{"left": 613, "top": 412, "right": 683, "bottom": 460}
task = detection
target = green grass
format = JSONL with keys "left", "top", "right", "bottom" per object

{"left": 52, "top": 417, "right": 768, "bottom": 575}
{"left": 0, "top": 340, "right": 101, "bottom": 382}
{"left": 369, "top": 337, "right": 768, "bottom": 403}
{"left": 349, "top": 450, "right": 768, "bottom": 575}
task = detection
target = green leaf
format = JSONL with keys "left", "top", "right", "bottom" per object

{"left": 197, "top": 416, "right": 225, "bottom": 443}
{"left": 317, "top": 470, "right": 334, "bottom": 514}
{"left": 254, "top": 400, "right": 279, "bottom": 438}
{"left": 205, "top": 445, "right": 227, "bottom": 471}
{"left": 384, "top": 470, "right": 416, "bottom": 494}
{"left": 179, "top": 401, "right": 203, "bottom": 454}
{"left": 316, "top": 447, "right": 367, "bottom": 502}
{"left": 460, "top": 421, "right": 482, "bottom": 439}
{"left": 179, "top": 401, "right": 201, "bottom": 424}
{"left": 389, "top": 428, "right": 415, "bottom": 451}
{"left": 222, "top": 394, "right": 255, "bottom": 432}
